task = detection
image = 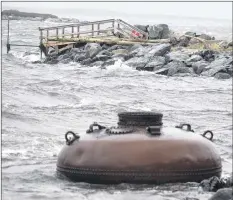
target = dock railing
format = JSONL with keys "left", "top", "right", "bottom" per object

{"left": 39, "top": 19, "right": 148, "bottom": 45}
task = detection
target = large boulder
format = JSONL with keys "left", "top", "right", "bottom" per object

{"left": 60, "top": 58, "right": 72, "bottom": 64}
{"left": 147, "top": 25, "right": 163, "bottom": 39}
{"left": 192, "top": 61, "right": 210, "bottom": 75}
{"left": 201, "top": 57, "right": 232, "bottom": 77}
{"left": 179, "top": 36, "right": 191, "bottom": 47}
{"left": 74, "top": 54, "right": 86, "bottom": 62}
{"left": 80, "top": 58, "right": 93, "bottom": 65}
{"left": 187, "top": 55, "right": 203, "bottom": 62}
{"left": 129, "top": 46, "right": 152, "bottom": 58}
{"left": 101, "top": 59, "right": 116, "bottom": 67}
{"left": 166, "top": 51, "right": 190, "bottom": 62}
{"left": 108, "top": 45, "right": 128, "bottom": 51}
{"left": 148, "top": 43, "right": 171, "bottom": 57}
{"left": 198, "top": 50, "right": 215, "bottom": 62}
{"left": 89, "top": 61, "right": 104, "bottom": 67}
{"left": 209, "top": 188, "right": 232, "bottom": 200}
{"left": 157, "top": 24, "right": 170, "bottom": 39}
{"left": 164, "top": 61, "right": 189, "bottom": 76}
{"left": 98, "top": 50, "right": 113, "bottom": 56}
{"left": 85, "top": 43, "right": 102, "bottom": 58}
{"left": 154, "top": 68, "right": 169, "bottom": 75}
{"left": 125, "top": 56, "right": 151, "bottom": 69}
{"left": 198, "top": 33, "right": 213, "bottom": 40}
{"left": 214, "top": 72, "right": 231, "bottom": 79}
{"left": 134, "top": 25, "right": 149, "bottom": 32}
{"left": 139, "top": 56, "right": 166, "bottom": 71}
{"left": 130, "top": 44, "right": 143, "bottom": 52}
{"left": 92, "top": 54, "right": 111, "bottom": 62}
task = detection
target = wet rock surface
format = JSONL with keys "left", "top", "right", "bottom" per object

{"left": 209, "top": 188, "right": 232, "bottom": 200}
{"left": 43, "top": 41, "right": 232, "bottom": 79}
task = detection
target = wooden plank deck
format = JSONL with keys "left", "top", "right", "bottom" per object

{"left": 43, "top": 36, "right": 170, "bottom": 47}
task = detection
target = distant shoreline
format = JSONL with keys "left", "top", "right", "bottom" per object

{"left": 1, "top": 9, "right": 58, "bottom": 20}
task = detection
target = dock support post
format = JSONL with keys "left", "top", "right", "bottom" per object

{"left": 39, "top": 29, "right": 43, "bottom": 59}
{"left": 92, "top": 24, "right": 94, "bottom": 37}
{"left": 71, "top": 27, "right": 74, "bottom": 38}
{"left": 97, "top": 23, "right": 100, "bottom": 35}
{"left": 62, "top": 28, "right": 65, "bottom": 39}
{"left": 77, "top": 26, "right": 80, "bottom": 37}
{"left": 7, "top": 19, "right": 10, "bottom": 53}
{"left": 56, "top": 28, "right": 58, "bottom": 39}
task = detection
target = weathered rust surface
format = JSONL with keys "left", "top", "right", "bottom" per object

{"left": 57, "top": 126, "right": 222, "bottom": 184}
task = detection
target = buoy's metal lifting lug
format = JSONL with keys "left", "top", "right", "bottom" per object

{"left": 65, "top": 131, "right": 80, "bottom": 145}
{"left": 202, "top": 130, "right": 214, "bottom": 141}
{"left": 175, "top": 123, "right": 194, "bottom": 132}
{"left": 86, "top": 122, "right": 106, "bottom": 133}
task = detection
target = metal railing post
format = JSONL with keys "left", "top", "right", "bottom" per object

{"left": 7, "top": 19, "right": 10, "bottom": 53}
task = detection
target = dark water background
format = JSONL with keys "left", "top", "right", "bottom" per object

{"left": 1, "top": 18, "right": 232, "bottom": 200}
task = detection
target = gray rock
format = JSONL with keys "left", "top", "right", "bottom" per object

{"left": 189, "top": 37, "right": 202, "bottom": 45}
{"left": 219, "top": 41, "right": 229, "bottom": 49}
{"left": 85, "top": 43, "right": 102, "bottom": 58}
{"left": 149, "top": 43, "right": 171, "bottom": 56}
{"left": 214, "top": 72, "right": 231, "bottom": 79}
{"left": 185, "top": 31, "right": 196, "bottom": 37}
{"left": 57, "top": 53, "right": 70, "bottom": 61}
{"left": 143, "top": 56, "right": 166, "bottom": 71}
{"left": 98, "top": 50, "right": 113, "bottom": 56}
{"left": 112, "top": 54, "right": 126, "bottom": 60}
{"left": 46, "top": 59, "right": 59, "bottom": 64}
{"left": 179, "top": 36, "right": 190, "bottom": 47}
{"left": 166, "top": 51, "right": 190, "bottom": 62}
{"left": 125, "top": 56, "right": 151, "bottom": 69}
{"left": 164, "top": 61, "right": 188, "bottom": 76}
{"left": 102, "top": 59, "right": 115, "bottom": 67}
{"left": 209, "top": 188, "right": 232, "bottom": 200}
{"left": 201, "top": 57, "right": 232, "bottom": 76}
{"left": 170, "top": 37, "right": 179, "bottom": 46}
{"left": 154, "top": 68, "right": 169, "bottom": 75}
{"left": 93, "top": 54, "right": 111, "bottom": 62}
{"left": 192, "top": 61, "right": 209, "bottom": 75}
{"left": 134, "top": 25, "right": 148, "bottom": 32}
{"left": 74, "top": 54, "right": 86, "bottom": 62}
{"left": 198, "top": 34, "right": 212, "bottom": 40}
{"left": 130, "top": 44, "right": 143, "bottom": 52}
{"left": 89, "top": 61, "right": 104, "bottom": 67}
{"left": 108, "top": 45, "right": 127, "bottom": 51}
{"left": 129, "top": 46, "right": 150, "bottom": 57}
{"left": 199, "top": 50, "right": 215, "bottom": 62}
{"left": 112, "top": 49, "right": 129, "bottom": 55}
{"left": 173, "top": 72, "right": 197, "bottom": 77}
{"left": 227, "top": 41, "right": 232, "bottom": 47}
{"left": 186, "top": 55, "right": 203, "bottom": 62}
{"left": 80, "top": 58, "right": 93, "bottom": 65}
{"left": 70, "top": 48, "right": 84, "bottom": 54}
{"left": 61, "top": 58, "right": 72, "bottom": 64}
{"left": 157, "top": 24, "right": 170, "bottom": 39}
{"left": 147, "top": 25, "right": 163, "bottom": 39}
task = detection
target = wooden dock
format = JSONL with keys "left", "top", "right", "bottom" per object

{"left": 38, "top": 19, "right": 169, "bottom": 56}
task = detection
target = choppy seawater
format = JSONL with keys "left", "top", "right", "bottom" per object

{"left": 1, "top": 19, "right": 232, "bottom": 200}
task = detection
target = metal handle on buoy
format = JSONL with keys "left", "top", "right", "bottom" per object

{"left": 86, "top": 122, "right": 106, "bottom": 133}
{"left": 175, "top": 123, "right": 194, "bottom": 132}
{"left": 65, "top": 131, "right": 80, "bottom": 145}
{"left": 202, "top": 130, "right": 213, "bottom": 141}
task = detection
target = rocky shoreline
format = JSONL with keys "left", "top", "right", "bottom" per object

{"left": 44, "top": 40, "right": 232, "bottom": 79}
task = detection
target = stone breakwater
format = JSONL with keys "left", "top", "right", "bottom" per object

{"left": 44, "top": 42, "right": 232, "bottom": 79}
